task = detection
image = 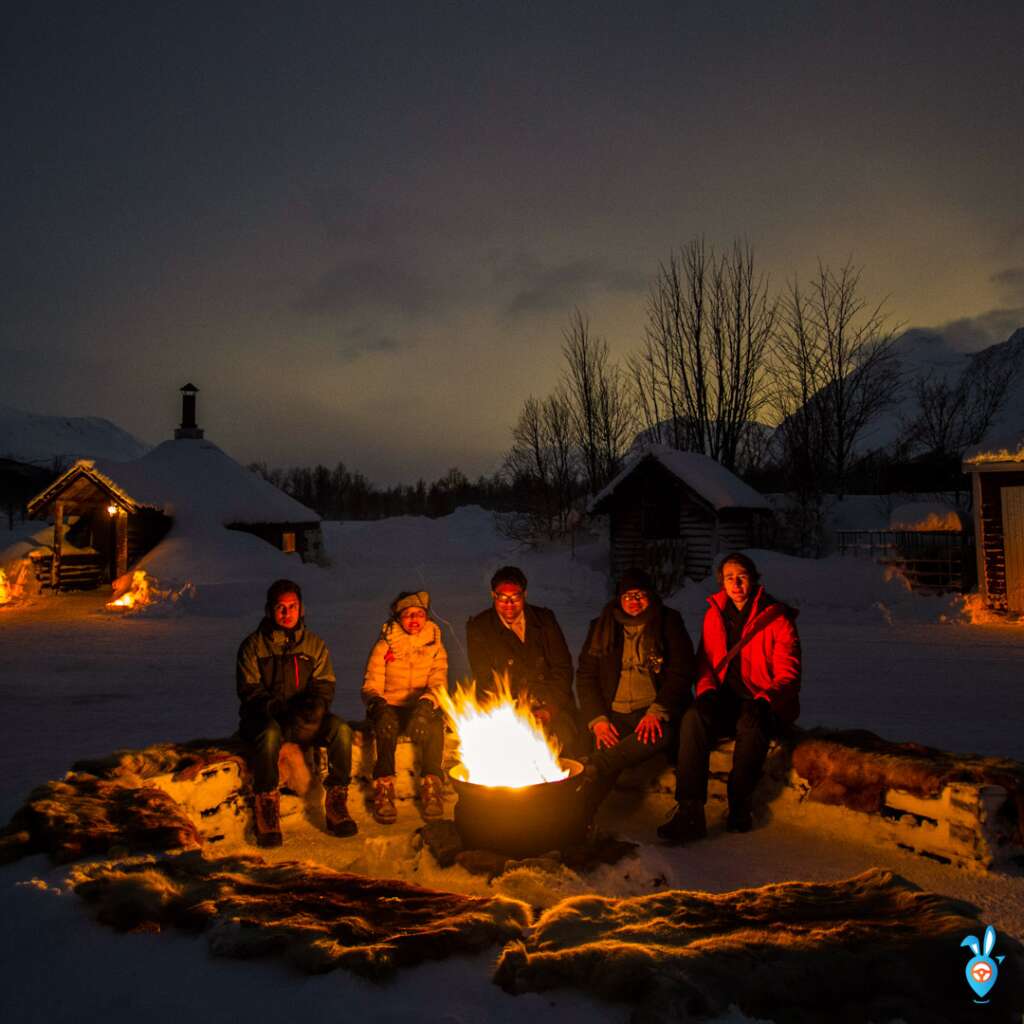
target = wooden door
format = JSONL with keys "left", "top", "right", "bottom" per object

{"left": 1002, "top": 485, "right": 1024, "bottom": 613}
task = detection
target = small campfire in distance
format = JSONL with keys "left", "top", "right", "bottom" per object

{"left": 439, "top": 676, "right": 568, "bottom": 788}
{"left": 0, "top": 569, "right": 11, "bottom": 605}
{"left": 107, "top": 570, "right": 152, "bottom": 610}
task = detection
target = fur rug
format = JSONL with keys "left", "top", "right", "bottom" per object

{"left": 494, "top": 868, "right": 1024, "bottom": 1023}
{"left": 0, "top": 739, "right": 244, "bottom": 864}
{"left": 790, "top": 728, "right": 1024, "bottom": 829}
{"left": 70, "top": 851, "right": 530, "bottom": 977}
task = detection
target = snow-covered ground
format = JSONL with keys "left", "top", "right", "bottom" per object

{"left": 1, "top": 506, "right": 1023, "bottom": 1023}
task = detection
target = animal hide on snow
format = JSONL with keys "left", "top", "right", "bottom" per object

{"left": 70, "top": 851, "right": 530, "bottom": 978}
{"left": 0, "top": 739, "right": 253, "bottom": 864}
{"left": 494, "top": 868, "right": 1024, "bottom": 1024}
{"left": 790, "top": 728, "right": 1024, "bottom": 830}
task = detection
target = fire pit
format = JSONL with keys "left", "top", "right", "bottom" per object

{"left": 449, "top": 759, "right": 587, "bottom": 858}
{"left": 439, "top": 677, "right": 589, "bottom": 858}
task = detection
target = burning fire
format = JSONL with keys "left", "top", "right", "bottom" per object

{"left": 0, "top": 569, "right": 10, "bottom": 605}
{"left": 107, "top": 570, "right": 151, "bottom": 610}
{"left": 439, "top": 676, "right": 568, "bottom": 788}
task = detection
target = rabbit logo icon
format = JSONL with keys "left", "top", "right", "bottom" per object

{"left": 961, "top": 925, "right": 1003, "bottom": 1003}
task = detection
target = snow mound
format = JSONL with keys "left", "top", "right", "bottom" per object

{"left": 670, "top": 549, "right": 961, "bottom": 624}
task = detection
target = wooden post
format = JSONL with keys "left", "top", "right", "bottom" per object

{"left": 115, "top": 511, "right": 128, "bottom": 579}
{"left": 52, "top": 500, "right": 64, "bottom": 590}
{"left": 971, "top": 471, "right": 987, "bottom": 606}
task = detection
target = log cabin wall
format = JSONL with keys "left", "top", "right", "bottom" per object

{"left": 604, "top": 460, "right": 760, "bottom": 589}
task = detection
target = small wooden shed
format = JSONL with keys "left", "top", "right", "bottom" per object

{"left": 963, "top": 435, "right": 1024, "bottom": 613}
{"left": 588, "top": 446, "right": 773, "bottom": 590}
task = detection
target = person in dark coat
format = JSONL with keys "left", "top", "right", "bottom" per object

{"left": 236, "top": 579, "right": 357, "bottom": 846}
{"left": 465, "top": 566, "right": 579, "bottom": 756}
{"left": 658, "top": 552, "right": 801, "bottom": 843}
{"left": 576, "top": 568, "right": 695, "bottom": 818}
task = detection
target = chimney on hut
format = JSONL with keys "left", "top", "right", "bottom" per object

{"left": 174, "top": 382, "right": 204, "bottom": 440}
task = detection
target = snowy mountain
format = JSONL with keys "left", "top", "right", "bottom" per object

{"left": 850, "top": 326, "right": 1024, "bottom": 457}
{"left": 0, "top": 405, "right": 150, "bottom": 467}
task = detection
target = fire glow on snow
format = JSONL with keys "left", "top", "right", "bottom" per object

{"left": 439, "top": 676, "right": 568, "bottom": 788}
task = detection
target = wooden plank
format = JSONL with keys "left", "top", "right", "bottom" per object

{"left": 1001, "top": 485, "right": 1024, "bottom": 613}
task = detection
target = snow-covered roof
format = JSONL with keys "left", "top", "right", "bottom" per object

{"left": 963, "top": 429, "right": 1024, "bottom": 468}
{"left": 589, "top": 445, "right": 770, "bottom": 513}
{"left": 31, "top": 439, "right": 319, "bottom": 525}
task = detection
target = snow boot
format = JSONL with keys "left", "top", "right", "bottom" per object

{"left": 656, "top": 800, "right": 707, "bottom": 845}
{"left": 253, "top": 790, "right": 283, "bottom": 848}
{"left": 420, "top": 774, "right": 445, "bottom": 820}
{"left": 372, "top": 776, "right": 398, "bottom": 824}
{"left": 324, "top": 785, "right": 358, "bottom": 838}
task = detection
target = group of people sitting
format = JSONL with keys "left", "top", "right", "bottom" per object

{"left": 235, "top": 554, "right": 802, "bottom": 849}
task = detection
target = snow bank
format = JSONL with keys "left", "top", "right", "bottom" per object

{"left": 0, "top": 404, "right": 150, "bottom": 465}
{"left": 669, "top": 548, "right": 961, "bottom": 624}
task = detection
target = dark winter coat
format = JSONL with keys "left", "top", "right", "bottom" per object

{"left": 576, "top": 602, "right": 695, "bottom": 726}
{"left": 465, "top": 604, "right": 574, "bottom": 712}
{"left": 236, "top": 618, "right": 336, "bottom": 731}
{"left": 695, "top": 587, "right": 801, "bottom": 723}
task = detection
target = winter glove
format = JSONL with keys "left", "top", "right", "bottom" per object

{"left": 285, "top": 695, "right": 326, "bottom": 744}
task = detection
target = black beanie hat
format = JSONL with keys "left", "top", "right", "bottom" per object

{"left": 265, "top": 578, "right": 303, "bottom": 616}
{"left": 616, "top": 567, "right": 656, "bottom": 597}
{"left": 490, "top": 565, "right": 527, "bottom": 591}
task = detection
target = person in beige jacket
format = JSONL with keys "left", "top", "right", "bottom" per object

{"left": 362, "top": 590, "right": 448, "bottom": 823}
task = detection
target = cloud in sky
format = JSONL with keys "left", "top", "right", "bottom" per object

{"left": 990, "top": 268, "right": 1024, "bottom": 305}
{"left": 334, "top": 327, "right": 409, "bottom": 364}
{"left": 495, "top": 254, "right": 647, "bottom": 319}
{"left": 293, "top": 257, "right": 444, "bottom": 318}
{"left": 933, "top": 308, "right": 1024, "bottom": 353}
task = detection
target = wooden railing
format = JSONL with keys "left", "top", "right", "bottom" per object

{"left": 835, "top": 530, "right": 974, "bottom": 593}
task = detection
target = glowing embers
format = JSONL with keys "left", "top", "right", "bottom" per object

{"left": 440, "top": 675, "right": 568, "bottom": 788}
{"left": 0, "top": 568, "right": 10, "bottom": 605}
{"left": 106, "top": 570, "right": 195, "bottom": 612}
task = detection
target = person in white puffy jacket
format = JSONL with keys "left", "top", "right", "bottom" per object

{"left": 362, "top": 590, "right": 448, "bottom": 824}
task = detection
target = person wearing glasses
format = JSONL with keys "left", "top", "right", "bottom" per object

{"left": 658, "top": 552, "right": 801, "bottom": 844}
{"left": 576, "top": 568, "right": 695, "bottom": 822}
{"left": 466, "top": 565, "right": 579, "bottom": 756}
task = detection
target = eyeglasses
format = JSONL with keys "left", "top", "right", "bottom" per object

{"left": 620, "top": 590, "right": 649, "bottom": 602}
{"left": 492, "top": 591, "right": 524, "bottom": 604}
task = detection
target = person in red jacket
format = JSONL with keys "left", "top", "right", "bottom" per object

{"left": 658, "top": 552, "right": 801, "bottom": 843}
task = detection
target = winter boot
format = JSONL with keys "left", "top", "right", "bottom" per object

{"left": 324, "top": 785, "right": 358, "bottom": 838}
{"left": 253, "top": 790, "right": 283, "bottom": 848}
{"left": 420, "top": 774, "right": 445, "bottom": 820}
{"left": 372, "top": 776, "right": 398, "bottom": 824}
{"left": 656, "top": 799, "right": 707, "bottom": 845}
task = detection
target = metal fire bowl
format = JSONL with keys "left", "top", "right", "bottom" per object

{"left": 449, "top": 758, "right": 587, "bottom": 858}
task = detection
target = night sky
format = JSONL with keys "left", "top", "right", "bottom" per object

{"left": 3, "top": 2, "right": 1023, "bottom": 483}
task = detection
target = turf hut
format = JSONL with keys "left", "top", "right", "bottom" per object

{"left": 26, "top": 385, "right": 322, "bottom": 590}
{"left": 589, "top": 445, "right": 772, "bottom": 591}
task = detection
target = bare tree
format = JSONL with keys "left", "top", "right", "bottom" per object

{"left": 561, "top": 308, "right": 633, "bottom": 494}
{"left": 502, "top": 391, "right": 579, "bottom": 539}
{"left": 772, "top": 262, "right": 900, "bottom": 497}
{"left": 628, "top": 239, "right": 775, "bottom": 470}
{"left": 904, "top": 340, "right": 1024, "bottom": 460}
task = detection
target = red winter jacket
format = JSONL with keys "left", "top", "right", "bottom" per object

{"left": 694, "top": 587, "right": 801, "bottom": 723}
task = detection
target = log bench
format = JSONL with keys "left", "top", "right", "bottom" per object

{"left": 3, "top": 728, "right": 1021, "bottom": 872}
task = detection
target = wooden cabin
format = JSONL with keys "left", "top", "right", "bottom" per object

{"left": 25, "top": 385, "right": 322, "bottom": 590}
{"left": 963, "top": 435, "right": 1024, "bottom": 613}
{"left": 588, "top": 446, "right": 773, "bottom": 592}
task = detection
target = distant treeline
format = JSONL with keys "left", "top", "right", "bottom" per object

{"left": 247, "top": 462, "right": 524, "bottom": 520}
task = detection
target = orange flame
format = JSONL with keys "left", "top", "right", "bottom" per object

{"left": 0, "top": 569, "right": 10, "bottom": 605}
{"left": 438, "top": 675, "right": 568, "bottom": 788}
{"left": 107, "top": 570, "right": 151, "bottom": 610}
